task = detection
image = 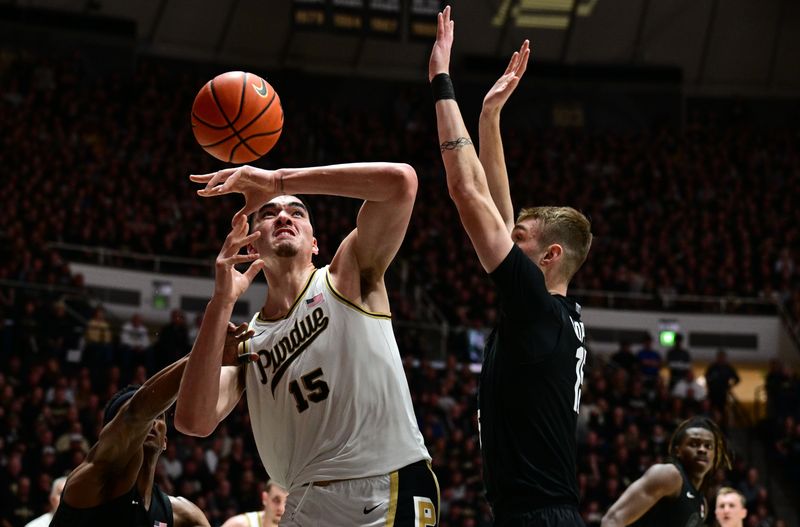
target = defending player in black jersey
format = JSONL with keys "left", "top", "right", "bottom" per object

{"left": 430, "top": 7, "right": 593, "bottom": 525}
{"left": 51, "top": 323, "right": 253, "bottom": 527}
{"left": 601, "top": 417, "right": 731, "bottom": 527}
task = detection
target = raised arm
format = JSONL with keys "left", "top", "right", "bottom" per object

{"left": 601, "top": 464, "right": 683, "bottom": 527}
{"left": 479, "top": 40, "right": 530, "bottom": 232}
{"left": 175, "top": 215, "right": 264, "bottom": 437}
{"left": 429, "top": 6, "right": 513, "bottom": 273}
{"left": 62, "top": 356, "right": 189, "bottom": 507}
{"left": 278, "top": 162, "right": 417, "bottom": 280}
{"left": 189, "top": 162, "right": 417, "bottom": 307}
{"left": 171, "top": 496, "right": 211, "bottom": 527}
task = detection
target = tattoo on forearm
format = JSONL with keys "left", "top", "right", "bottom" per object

{"left": 440, "top": 137, "right": 473, "bottom": 152}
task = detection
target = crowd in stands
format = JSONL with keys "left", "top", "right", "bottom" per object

{"left": 0, "top": 299, "right": 794, "bottom": 526}
{"left": 1, "top": 48, "right": 800, "bottom": 329}
{"left": 764, "top": 358, "right": 800, "bottom": 491}
{"left": 0, "top": 46, "right": 799, "bottom": 526}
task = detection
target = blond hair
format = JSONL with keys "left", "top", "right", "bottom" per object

{"left": 516, "top": 206, "right": 592, "bottom": 281}
{"left": 717, "top": 486, "right": 746, "bottom": 507}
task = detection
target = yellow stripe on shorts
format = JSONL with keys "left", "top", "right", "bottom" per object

{"left": 385, "top": 470, "right": 399, "bottom": 526}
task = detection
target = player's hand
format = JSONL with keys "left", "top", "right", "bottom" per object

{"left": 222, "top": 322, "right": 258, "bottom": 366}
{"left": 213, "top": 213, "right": 265, "bottom": 305}
{"left": 482, "top": 40, "right": 530, "bottom": 114}
{"left": 190, "top": 165, "right": 280, "bottom": 222}
{"left": 428, "top": 5, "right": 454, "bottom": 82}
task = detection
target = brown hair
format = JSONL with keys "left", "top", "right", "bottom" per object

{"left": 516, "top": 206, "right": 592, "bottom": 281}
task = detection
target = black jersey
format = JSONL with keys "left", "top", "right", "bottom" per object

{"left": 630, "top": 461, "right": 705, "bottom": 527}
{"left": 50, "top": 483, "right": 174, "bottom": 527}
{"left": 479, "top": 245, "right": 587, "bottom": 515}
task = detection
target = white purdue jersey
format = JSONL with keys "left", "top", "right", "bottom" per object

{"left": 244, "top": 267, "right": 430, "bottom": 490}
{"left": 241, "top": 511, "right": 262, "bottom": 527}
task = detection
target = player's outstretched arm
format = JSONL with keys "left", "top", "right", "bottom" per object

{"left": 175, "top": 214, "right": 263, "bottom": 437}
{"left": 62, "top": 356, "right": 190, "bottom": 507}
{"left": 191, "top": 162, "right": 417, "bottom": 307}
{"left": 430, "top": 6, "right": 513, "bottom": 273}
{"left": 171, "top": 496, "right": 211, "bottom": 527}
{"left": 601, "top": 464, "right": 683, "bottom": 527}
{"left": 479, "top": 40, "right": 530, "bottom": 233}
{"left": 276, "top": 162, "right": 417, "bottom": 282}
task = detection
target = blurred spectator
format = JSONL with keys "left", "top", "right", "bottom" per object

{"left": 153, "top": 309, "right": 190, "bottom": 372}
{"left": 119, "top": 313, "right": 151, "bottom": 374}
{"left": 45, "top": 301, "right": 80, "bottom": 359}
{"left": 3, "top": 475, "right": 37, "bottom": 527}
{"left": 704, "top": 349, "right": 741, "bottom": 414}
{"left": 672, "top": 369, "right": 707, "bottom": 402}
{"left": 609, "top": 341, "right": 637, "bottom": 376}
{"left": 737, "top": 468, "right": 766, "bottom": 510}
{"left": 23, "top": 476, "right": 66, "bottom": 527}
{"left": 636, "top": 335, "right": 662, "bottom": 385}
{"left": 764, "top": 360, "right": 796, "bottom": 421}
{"left": 15, "top": 300, "right": 41, "bottom": 358}
{"left": 159, "top": 443, "right": 183, "bottom": 482}
{"left": 666, "top": 334, "right": 692, "bottom": 388}
{"left": 83, "top": 307, "right": 113, "bottom": 367}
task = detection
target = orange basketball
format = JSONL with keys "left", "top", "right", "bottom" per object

{"left": 191, "top": 71, "right": 283, "bottom": 164}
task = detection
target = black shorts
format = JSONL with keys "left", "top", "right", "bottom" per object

{"left": 495, "top": 505, "right": 585, "bottom": 527}
{"left": 391, "top": 460, "right": 441, "bottom": 526}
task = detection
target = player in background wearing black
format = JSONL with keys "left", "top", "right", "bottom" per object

{"left": 601, "top": 416, "right": 732, "bottom": 527}
{"left": 430, "top": 7, "right": 593, "bottom": 526}
{"left": 51, "top": 323, "right": 254, "bottom": 527}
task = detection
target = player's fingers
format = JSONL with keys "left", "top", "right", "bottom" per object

{"left": 243, "top": 259, "right": 267, "bottom": 283}
{"left": 236, "top": 330, "right": 255, "bottom": 343}
{"left": 222, "top": 214, "right": 247, "bottom": 244}
{"left": 197, "top": 185, "right": 235, "bottom": 197}
{"left": 218, "top": 171, "right": 242, "bottom": 194}
{"left": 237, "top": 352, "right": 259, "bottom": 365}
{"left": 220, "top": 253, "right": 261, "bottom": 266}
{"left": 189, "top": 173, "right": 215, "bottom": 183}
{"left": 231, "top": 322, "right": 248, "bottom": 337}
{"left": 504, "top": 51, "right": 518, "bottom": 75}
{"left": 235, "top": 201, "right": 261, "bottom": 223}
{"left": 227, "top": 321, "right": 237, "bottom": 332}
{"left": 207, "top": 167, "right": 239, "bottom": 189}
{"left": 231, "top": 231, "right": 260, "bottom": 250}
{"left": 517, "top": 48, "right": 531, "bottom": 76}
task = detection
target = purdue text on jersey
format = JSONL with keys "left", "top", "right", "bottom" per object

{"left": 253, "top": 307, "right": 330, "bottom": 393}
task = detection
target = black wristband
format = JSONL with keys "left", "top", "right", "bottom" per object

{"left": 431, "top": 73, "right": 455, "bottom": 102}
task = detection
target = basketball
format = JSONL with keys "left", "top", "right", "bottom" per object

{"left": 191, "top": 71, "right": 283, "bottom": 164}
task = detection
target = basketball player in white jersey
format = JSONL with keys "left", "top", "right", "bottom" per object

{"left": 221, "top": 480, "right": 288, "bottom": 527}
{"left": 175, "top": 162, "right": 439, "bottom": 526}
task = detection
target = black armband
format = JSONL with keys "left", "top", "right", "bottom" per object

{"left": 431, "top": 73, "right": 455, "bottom": 102}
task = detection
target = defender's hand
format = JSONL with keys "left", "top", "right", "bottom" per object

{"left": 428, "top": 5, "right": 454, "bottom": 82}
{"left": 483, "top": 40, "right": 530, "bottom": 114}
{"left": 222, "top": 322, "right": 257, "bottom": 366}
